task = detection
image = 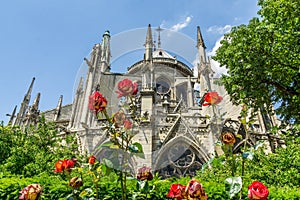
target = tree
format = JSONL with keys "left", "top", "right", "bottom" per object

{"left": 0, "top": 117, "right": 80, "bottom": 177}
{"left": 213, "top": 0, "right": 300, "bottom": 124}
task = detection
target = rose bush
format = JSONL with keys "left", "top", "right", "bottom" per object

{"left": 88, "top": 78, "right": 144, "bottom": 200}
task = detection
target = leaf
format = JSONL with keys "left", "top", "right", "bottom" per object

{"left": 133, "top": 152, "right": 145, "bottom": 159}
{"left": 132, "top": 142, "right": 143, "bottom": 153}
{"left": 79, "top": 188, "right": 94, "bottom": 198}
{"left": 235, "top": 134, "right": 243, "bottom": 139}
{"left": 225, "top": 176, "right": 242, "bottom": 199}
{"left": 110, "top": 145, "right": 120, "bottom": 149}
{"left": 102, "top": 158, "right": 114, "bottom": 169}
{"left": 98, "top": 141, "right": 114, "bottom": 149}
{"left": 130, "top": 142, "right": 145, "bottom": 158}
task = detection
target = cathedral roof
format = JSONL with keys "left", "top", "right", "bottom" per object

{"left": 152, "top": 49, "right": 175, "bottom": 59}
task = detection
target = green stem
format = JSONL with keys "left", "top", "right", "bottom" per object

{"left": 239, "top": 105, "right": 249, "bottom": 200}
{"left": 102, "top": 109, "right": 112, "bottom": 124}
{"left": 120, "top": 130, "right": 127, "bottom": 200}
{"left": 239, "top": 158, "right": 245, "bottom": 200}
{"left": 230, "top": 145, "right": 235, "bottom": 177}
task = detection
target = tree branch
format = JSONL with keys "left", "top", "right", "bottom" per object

{"left": 262, "top": 79, "right": 299, "bottom": 96}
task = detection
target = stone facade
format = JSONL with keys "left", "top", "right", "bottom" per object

{"left": 10, "top": 24, "right": 281, "bottom": 178}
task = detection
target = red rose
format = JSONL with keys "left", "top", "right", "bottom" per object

{"left": 248, "top": 181, "right": 269, "bottom": 200}
{"left": 88, "top": 155, "right": 96, "bottom": 165}
{"left": 88, "top": 91, "right": 107, "bottom": 114}
{"left": 137, "top": 166, "right": 153, "bottom": 181}
{"left": 186, "top": 179, "right": 208, "bottom": 200}
{"left": 54, "top": 159, "right": 74, "bottom": 173}
{"left": 63, "top": 159, "right": 75, "bottom": 169}
{"left": 167, "top": 184, "right": 187, "bottom": 200}
{"left": 54, "top": 160, "right": 64, "bottom": 173}
{"left": 202, "top": 91, "right": 223, "bottom": 106}
{"left": 116, "top": 78, "right": 138, "bottom": 98}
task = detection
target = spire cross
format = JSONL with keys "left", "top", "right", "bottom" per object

{"left": 155, "top": 26, "right": 164, "bottom": 49}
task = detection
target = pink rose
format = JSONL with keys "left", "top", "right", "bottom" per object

{"left": 124, "top": 119, "right": 133, "bottom": 130}
{"left": 19, "top": 184, "right": 42, "bottom": 200}
{"left": 116, "top": 78, "right": 138, "bottom": 98}
{"left": 136, "top": 166, "right": 153, "bottom": 181}
{"left": 186, "top": 179, "right": 208, "bottom": 200}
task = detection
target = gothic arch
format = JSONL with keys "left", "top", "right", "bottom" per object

{"left": 153, "top": 135, "right": 210, "bottom": 178}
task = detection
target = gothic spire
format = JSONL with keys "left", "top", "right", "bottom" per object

{"left": 32, "top": 92, "right": 40, "bottom": 111}
{"left": 7, "top": 105, "right": 17, "bottom": 125}
{"left": 54, "top": 95, "right": 63, "bottom": 121}
{"left": 100, "top": 30, "right": 111, "bottom": 69}
{"left": 14, "top": 77, "right": 35, "bottom": 126}
{"left": 144, "top": 24, "right": 153, "bottom": 62}
{"left": 197, "top": 26, "right": 206, "bottom": 49}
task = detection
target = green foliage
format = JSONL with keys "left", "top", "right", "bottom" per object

{"left": 1, "top": 165, "right": 300, "bottom": 199}
{"left": 247, "top": 137, "right": 300, "bottom": 187}
{"left": 197, "top": 138, "right": 300, "bottom": 199}
{"left": 0, "top": 173, "right": 70, "bottom": 200}
{"left": 0, "top": 116, "right": 80, "bottom": 177}
{"left": 213, "top": 0, "right": 300, "bottom": 123}
{"left": 268, "top": 186, "right": 300, "bottom": 200}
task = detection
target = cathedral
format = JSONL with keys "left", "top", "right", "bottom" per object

{"left": 9, "top": 24, "right": 280, "bottom": 178}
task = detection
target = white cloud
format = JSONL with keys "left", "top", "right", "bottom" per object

{"left": 192, "top": 36, "right": 228, "bottom": 78}
{"left": 170, "top": 16, "right": 192, "bottom": 32}
{"left": 207, "top": 25, "right": 232, "bottom": 35}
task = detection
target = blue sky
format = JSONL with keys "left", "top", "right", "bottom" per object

{"left": 0, "top": 0, "right": 260, "bottom": 124}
